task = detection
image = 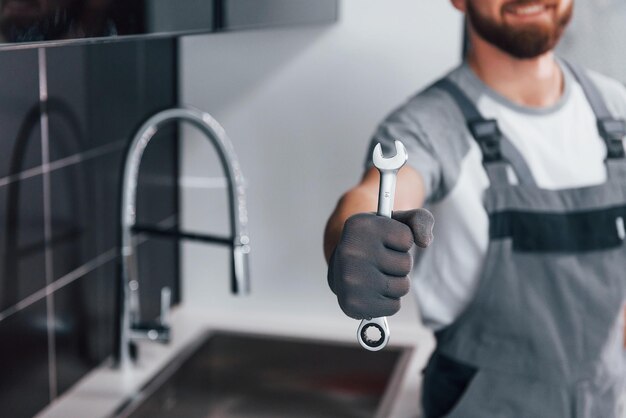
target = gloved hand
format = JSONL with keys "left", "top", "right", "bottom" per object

{"left": 328, "top": 209, "right": 434, "bottom": 320}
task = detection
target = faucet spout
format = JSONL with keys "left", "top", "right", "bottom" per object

{"left": 116, "top": 107, "right": 250, "bottom": 368}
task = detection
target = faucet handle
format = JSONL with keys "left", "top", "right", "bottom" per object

{"left": 159, "top": 286, "right": 172, "bottom": 326}
{"left": 232, "top": 237, "right": 251, "bottom": 295}
{"left": 128, "top": 286, "right": 172, "bottom": 345}
{"left": 128, "top": 280, "right": 140, "bottom": 325}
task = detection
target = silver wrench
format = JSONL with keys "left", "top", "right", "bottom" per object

{"left": 357, "top": 140, "right": 408, "bottom": 351}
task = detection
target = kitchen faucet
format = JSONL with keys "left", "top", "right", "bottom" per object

{"left": 115, "top": 107, "right": 250, "bottom": 368}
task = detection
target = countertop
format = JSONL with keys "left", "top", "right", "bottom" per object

{"left": 36, "top": 305, "right": 435, "bottom": 418}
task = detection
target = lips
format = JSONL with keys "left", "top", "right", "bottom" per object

{"left": 502, "top": 1, "right": 556, "bottom": 17}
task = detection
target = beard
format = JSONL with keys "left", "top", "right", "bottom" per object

{"left": 466, "top": 0, "right": 574, "bottom": 59}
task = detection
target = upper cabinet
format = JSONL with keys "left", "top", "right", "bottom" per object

{"left": 0, "top": 0, "right": 339, "bottom": 49}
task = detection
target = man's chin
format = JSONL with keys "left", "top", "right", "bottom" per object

{"left": 499, "top": 27, "right": 559, "bottom": 59}
{"left": 467, "top": 0, "right": 572, "bottom": 60}
{"left": 497, "top": 45, "right": 554, "bottom": 60}
{"left": 472, "top": 20, "right": 565, "bottom": 59}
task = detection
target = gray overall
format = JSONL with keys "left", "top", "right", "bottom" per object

{"left": 421, "top": 63, "right": 626, "bottom": 418}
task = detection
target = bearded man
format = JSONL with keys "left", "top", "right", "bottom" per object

{"left": 324, "top": 0, "right": 626, "bottom": 416}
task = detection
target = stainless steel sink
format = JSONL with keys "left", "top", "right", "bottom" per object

{"left": 114, "top": 331, "right": 413, "bottom": 418}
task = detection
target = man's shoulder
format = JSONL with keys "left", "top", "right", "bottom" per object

{"left": 384, "top": 66, "right": 467, "bottom": 130}
{"left": 584, "top": 68, "right": 626, "bottom": 119}
{"left": 372, "top": 65, "right": 475, "bottom": 203}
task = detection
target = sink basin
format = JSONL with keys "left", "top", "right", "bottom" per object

{"left": 115, "top": 331, "right": 413, "bottom": 418}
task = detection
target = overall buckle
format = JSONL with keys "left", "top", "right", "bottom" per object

{"left": 468, "top": 119, "right": 503, "bottom": 163}
{"left": 597, "top": 118, "right": 626, "bottom": 159}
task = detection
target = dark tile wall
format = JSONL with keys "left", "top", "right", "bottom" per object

{"left": 0, "top": 49, "right": 41, "bottom": 177}
{"left": 54, "top": 260, "right": 117, "bottom": 395}
{"left": 0, "top": 38, "right": 180, "bottom": 417}
{"left": 0, "top": 300, "right": 49, "bottom": 418}
{"left": 0, "top": 176, "right": 46, "bottom": 312}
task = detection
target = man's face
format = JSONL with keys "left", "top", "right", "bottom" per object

{"left": 463, "top": 0, "right": 574, "bottom": 59}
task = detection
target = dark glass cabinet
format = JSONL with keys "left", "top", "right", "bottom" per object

{"left": 0, "top": 0, "right": 339, "bottom": 48}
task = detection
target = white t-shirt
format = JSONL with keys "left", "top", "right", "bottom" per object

{"left": 368, "top": 61, "right": 626, "bottom": 330}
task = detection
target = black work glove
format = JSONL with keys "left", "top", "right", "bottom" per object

{"left": 328, "top": 209, "right": 434, "bottom": 320}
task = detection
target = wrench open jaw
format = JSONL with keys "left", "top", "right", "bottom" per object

{"left": 372, "top": 140, "right": 408, "bottom": 171}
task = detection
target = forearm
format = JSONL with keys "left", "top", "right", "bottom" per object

{"left": 323, "top": 186, "right": 379, "bottom": 263}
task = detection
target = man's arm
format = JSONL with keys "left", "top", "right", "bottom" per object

{"left": 323, "top": 165, "right": 427, "bottom": 263}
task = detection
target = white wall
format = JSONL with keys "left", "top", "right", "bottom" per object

{"left": 557, "top": 0, "right": 626, "bottom": 83}
{"left": 179, "top": 0, "right": 462, "bottom": 332}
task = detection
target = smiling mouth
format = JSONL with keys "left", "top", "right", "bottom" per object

{"left": 503, "top": 2, "right": 555, "bottom": 18}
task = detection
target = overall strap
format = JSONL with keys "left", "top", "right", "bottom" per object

{"left": 563, "top": 60, "right": 626, "bottom": 161}
{"left": 434, "top": 78, "right": 538, "bottom": 187}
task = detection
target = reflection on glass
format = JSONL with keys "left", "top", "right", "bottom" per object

{"left": 0, "top": 0, "right": 217, "bottom": 43}
{"left": 0, "top": 0, "right": 120, "bottom": 42}
{"left": 1, "top": 99, "right": 83, "bottom": 312}
{"left": 0, "top": 0, "right": 338, "bottom": 46}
